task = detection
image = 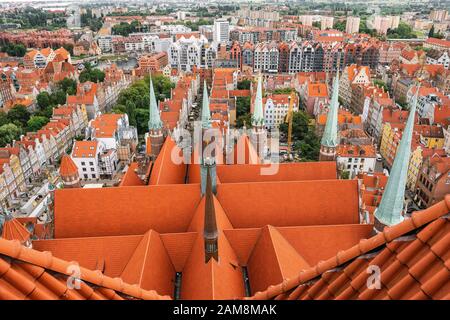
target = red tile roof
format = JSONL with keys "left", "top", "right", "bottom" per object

{"left": 248, "top": 195, "right": 450, "bottom": 300}
{"left": 149, "top": 137, "right": 187, "bottom": 185}
{"left": 308, "top": 83, "right": 328, "bottom": 98}
{"left": 216, "top": 180, "right": 360, "bottom": 228}
{"left": 59, "top": 155, "right": 78, "bottom": 177}
{"left": 119, "top": 162, "right": 144, "bottom": 187}
{"left": 0, "top": 238, "right": 170, "bottom": 300}
{"left": 337, "top": 144, "right": 376, "bottom": 157}
{"left": 1, "top": 216, "right": 30, "bottom": 244}
{"left": 90, "top": 114, "right": 123, "bottom": 138}
{"left": 72, "top": 141, "right": 98, "bottom": 158}
{"left": 53, "top": 184, "right": 202, "bottom": 238}
{"left": 217, "top": 162, "right": 337, "bottom": 183}
{"left": 426, "top": 37, "right": 450, "bottom": 49}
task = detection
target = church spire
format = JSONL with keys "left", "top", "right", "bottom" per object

{"left": 148, "top": 75, "right": 163, "bottom": 131}
{"left": 252, "top": 74, "right": 264, "bottom": 127}
{"left": 204, "top": 165, "right": 218, "bottom": 263}
{"left": 374, "top": 86, "right": 419, "bottom": 231}
{"left": 321, "top": 74, "right": 339, "bottom": 148}
{"left": 202, "top": 80, "right": 211, "bottom": 129}
{"left": 319, "top": 74, "right": 340, "bottom": 161}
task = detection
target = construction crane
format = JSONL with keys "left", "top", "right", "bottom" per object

{"left": 285, "top": 91, "right": 296, "bottom": 161}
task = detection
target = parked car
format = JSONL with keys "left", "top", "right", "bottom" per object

{"left": 376, "top": 153, "right": 383, "bottom": 161}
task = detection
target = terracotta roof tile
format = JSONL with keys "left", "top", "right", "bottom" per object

{"left": 217, "top": 180, "right": 360, "bottom": 228}
{"left": 217, "top": 162, "right": 337, "bottom": 183}
{"left": 119, "top": 163, "right": 144, "bottom": 187}
{"left": 1, "top": 217, "right": 31, "bottom": 244}
{"left": 149, "top": 137, "right": 187, "bottom": 185}
{"left": 71, "top": 141, "right": 98, "bottom": 158}
{"left": 53, "top": 184, "right": 202, "bottom": 238}
{"left": 0, "top": 238, "right": 170, "bottom": 300}
{"left": 247, "top": 195, "right": 450, "bottom": 300}
{"left": 59, "top": 155, "right": 78, "bottom": 177}
{"left": 120, "top": 230, "right": 175, "bottom": 296}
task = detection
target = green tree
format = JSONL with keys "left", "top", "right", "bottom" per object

{"left": 0, "top": 43, "right": 26, "bottom": 57}
{"left": 112, "top": 104, "right": 126, "bottom": 114}
{"left": 51, "top": 90, "right": 67, "bottom": 106}
{"left": 0, "top": 111, "right": 8, "bottom": 127}
{"left": 81, "top": 9, "right": 103, "bottom": 32}
{"left": 79, "top": 68, "right": 105, "bottom": 83}
{"left": 428, "top": 25, "right": 435, "bottom": 38}
{"left": 0, "top": 123, "right": 22, "bottom": 147}
{"left": 387, "top": 22, "right": 417, "bottom": 39}
{"left": 57, "top": 78, "right": 77, "bottom": 95}
{"left": 236, "top": 97, "right": 250, "bottom": 118}
{"left": 273, "top": 88, "right": 293, "bottom": 94}
{"left": 7, "top": 105, "right": 30, "bottom": 128}
{"left": 27, "top": 115, "right": 49, "bottom": 132}
{"left": 113, "top": 74, "right": 174, "bottom": 134}
{"left": 144, "top": 74, "right": 174, "bottom": 100}
{"left": 112, "top": 21, "right": 140, "bottom": 36}
{"left": 279, "top": 111, "right": 320, "bottom": 161}
{"left": 359, "top": 20, "right": 376, "bottom": 36}
{"left": 135, "top": 108, "right": 149, "bottom": 134}
{"left": 237, "top": 79, "right": 251, "bottom": 90}
{"left": 340, "top": 170, "right": 350, "bottom": 179}
{"left": 434, "top": 32, "right": 444, "bottom": 39}
{"left": 374, "top": 79, "right": 388, "bottom": 92}
{"left": 37, "top": 91, "right": 51, "bottom": 110}
{"left": 125, "top": 101, "right": 137, "bottom": 127}
{"left": 397, "top": 95, "right": 408, "bottom": 109}
{"left": 62, "top": 43, "right": 74, "bottom": 56}
{"left": 333, "top": 20, "right": 346, "bottom": 32}
{"left": 235, "top": 113, "right": 252, "bottom": 128}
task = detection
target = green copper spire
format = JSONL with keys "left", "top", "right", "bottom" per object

{"left": 202, "top": 80, "right": 211, "bottom": 129}
{"left": 252, "top": 75, "right": 265, "bottom": 127}
{"left": 321, "top": 74, "right": 340, "bottom": 147}
{"left": 374, "top": 86, "right": 419, "bottom": 228}
{"left": 148, "top": 76, "right": 163, "bottom": 131}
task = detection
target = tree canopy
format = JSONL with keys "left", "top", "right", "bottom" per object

{"left": 81, "top": 8, "right": 103, "bottom": 32}
{"left": 112, "top": 20, "right": 141, "bottom": 36}
{"left": 374, "top": 79, "right": 389, "bottom": 92}
{"left": 236, "top": 97, "right": 250, "bottom": 118}
{"left": 112, "top": 74, "right": 174, "bottom": 134}
{"left": 279, "top": 111, "right": 320, "bottom": 161}
{"left": 7, "top": 105, "right": 30, "bottom": 128}
{"left": 333, "top": 19, "right": 346, "bottom": 32}
{"left": 0, "top": 123, "right": 22, "bottom": 147}
{"left": 387, "top": 22, "right": 417, "bottom": 39}
{"left": 35, "top": 77, "right": 76, "bottom": 119}
{"left": 0, "top": 43, "right": 26, "bottom": 57}
{"left": 79, "top": 65, "right": 105, "bottom": 83}
{"left": 27, "top": 116, "right": 49, "bottom": 132}
{"left": 237, "top": 79, "right": 251, "bottom": 90}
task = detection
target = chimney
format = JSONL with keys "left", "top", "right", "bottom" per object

{"left": 204, "top": 166, "right": 218, "bottom": 263}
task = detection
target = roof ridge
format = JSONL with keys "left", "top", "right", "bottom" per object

{"left": 266, "top": 225, "right": 310, "bottom": 280}
{"left": 246, "top": 195, "right": 450, "bottom": 300}
{"left": 0, "top": 237, "right": 171, "bottom": 300}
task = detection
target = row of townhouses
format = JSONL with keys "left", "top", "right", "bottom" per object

{"left": 0, "top": 104, "right": 88, "bottom": 206}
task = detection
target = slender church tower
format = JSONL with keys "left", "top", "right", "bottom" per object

{"left": 204, "top": 165, "right": 218, "bottom": 263}
{"left": 250, "top": 75, "right": 266, "bottom": 159}
{"left": 373, "top": 87, "right": 419, "bottom": 232}
{"left": 200, "top": 81, "right": 217, "bottom": 195}
{"left": 147, "top": 76, "right": 164, "bottom": 158}
{"left": 319, "top": 74, "right": 340, "bottom": 161}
